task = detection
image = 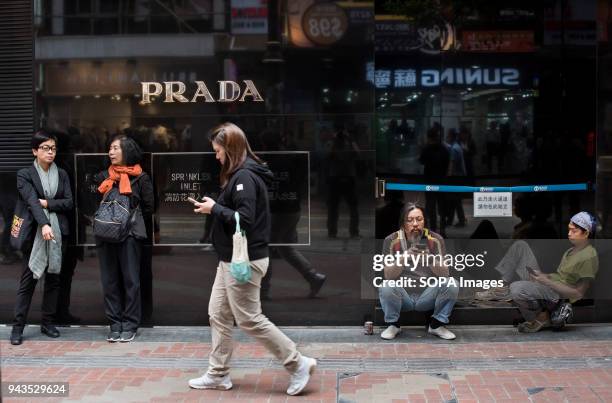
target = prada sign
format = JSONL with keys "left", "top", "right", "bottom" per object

{"left": 141, "top": 80, "right": 264, "bottom": 104}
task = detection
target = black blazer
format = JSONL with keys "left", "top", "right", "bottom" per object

{"left": 16, "top": 164, "right": 74, "bottom": 239}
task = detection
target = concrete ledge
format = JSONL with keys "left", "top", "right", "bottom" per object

{"left": 2, "top": 323, "right": 612, "bottom": 343}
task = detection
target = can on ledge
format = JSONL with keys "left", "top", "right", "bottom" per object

{"left": 364, "top": 321, "right": 374, "bottom": 335}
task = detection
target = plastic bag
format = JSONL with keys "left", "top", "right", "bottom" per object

{"left": 230, "top": 212, "right": 251, "bottom": 284}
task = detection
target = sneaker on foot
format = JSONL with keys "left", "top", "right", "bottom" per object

{"left": 106, "top": 331, "right": 121, "bottom": 343}
{"left": 188, "top": 373, "right": 233, "bottom": 390}
{"left": 287, "top": 356, "right": 317, "bottom": 396}
{"left": 428, "top": 325, "right": 456, "bottom": 340}
{"left": 550, "top": 302, "right": 573, "bottom": 327}
{"left": 518, "top": 319, "right": 551, "bottom": 333}
{"left": 380, "top": 325, "right": 401, "bottom": 340}
{"left": 119, "top": 331, "right": 136, "bottom": 342}
{"left": 474, "top": 286, "right": 510, "bottom": 301}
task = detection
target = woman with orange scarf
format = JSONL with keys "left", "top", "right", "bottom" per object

{"left": 95, "top": 135, "right": 154, "bottom": 343}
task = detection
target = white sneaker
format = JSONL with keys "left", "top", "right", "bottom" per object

{"left": 380, "top": 325, "right": 401, "bottom": 340}
{"left": 428, "top": 325, "right": 456, "bottom": 340}
{"left": 188, "top": 373, "right": 233, "bottom": 390}
{"left": 286, "top": 356, "right": 317, "bottom": 396}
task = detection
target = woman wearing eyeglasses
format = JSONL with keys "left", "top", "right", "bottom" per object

{"left": 378, "top": 203, "right": 459, "bottom": 341}
{"left": 95, "top": 135, "right": 154, "bottom": 343}
{"left": 10, "top": 130, "right": 74, "bottom": 345}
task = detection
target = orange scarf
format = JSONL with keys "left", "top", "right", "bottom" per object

{"left": 98, "top": 164, "right": 143, "bottom": 195}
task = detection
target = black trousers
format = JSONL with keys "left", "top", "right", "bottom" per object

{"left": 262, "top": 212, "right": 315, "bottom": 292}
{"left": 446, "top": 193, "right": 466, "bottom": 225}
{"left": 140, "top": 244, "right": 153, "bottom": 324}
{"left": 425, "top": 193, "right": 447, "bottom": 233}
{"left": 98, "top": 237, "right": 142, "bottom": 332}
{"left": 13, "top": 249, "right": 61, "bottom": 328}
{"left": 56, "top": 246, "right": 81, "bottom": 319}
{"left": 327, "top": 177, "right": 359, "bottom": 237}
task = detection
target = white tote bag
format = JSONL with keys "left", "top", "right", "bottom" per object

{"left": 230, "top": 212, "right": 251, "bottom": 284}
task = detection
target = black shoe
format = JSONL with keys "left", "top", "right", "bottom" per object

{"left": 56, "top": 313, "right": 81, "bottom": 327}
{"left": 120, "top": 330, "right": 136, "bottom": 342}
{"left": 10, "top": 327, "right": 23, "bottom": 345}
{"left": 106, "top": 330, "right": 121, "bottom": 343}
{"left": 307, "top": 272, "right": 327, "bottom": 298}
{"left": 41, "top": 324, "right": 60, "bottom": 338}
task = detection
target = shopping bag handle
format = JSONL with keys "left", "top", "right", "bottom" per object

{"left": 234, "top": 212, "right": 241, "bottom": 234}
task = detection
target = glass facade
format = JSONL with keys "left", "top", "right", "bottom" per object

{"left": 0, "top": 0, "right": 610, "bottom": 326}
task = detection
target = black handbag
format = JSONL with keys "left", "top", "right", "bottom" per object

{"left": 10, "top": 197, "right": 34, "bottom": 251}
{"left": 130, "top": 206, "right": 147, "bottom": 240}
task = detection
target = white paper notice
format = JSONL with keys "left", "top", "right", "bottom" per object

{"left": 473, "top": 192, "right": 513, "bottom": 217}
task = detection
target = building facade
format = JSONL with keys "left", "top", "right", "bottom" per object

{"left": 0, "top": 0, "right": 610, "bottom": 326}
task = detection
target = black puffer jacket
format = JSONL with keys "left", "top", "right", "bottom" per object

{"left": 210, "top": 157, "right": 273, "bottom": 262}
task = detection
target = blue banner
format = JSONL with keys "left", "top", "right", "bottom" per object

{"left": 385, "top": 183, "right": 589, "bottom": 193}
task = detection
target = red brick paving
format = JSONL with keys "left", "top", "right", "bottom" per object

{"left": 5, "top": 340, "right": 612, "bottom": 360}
{"left": 3, "top": 340, "right": 612, "bottom": 402}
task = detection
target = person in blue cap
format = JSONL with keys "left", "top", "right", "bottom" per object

{"left": 509, "top": 211, "right": 599, "bottom": 332}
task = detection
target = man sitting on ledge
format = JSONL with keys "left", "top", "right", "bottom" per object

{"left": 509, "top": 212, "right": 599, "bottom": 332}
{"left": 476, "top": 211, "right": 599, "bottom": 332}
{"left": 378, "top": 203, "right": 458, "bottom": 340}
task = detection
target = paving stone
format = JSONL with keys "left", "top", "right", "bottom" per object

{"left": 2, "top": 326, "right": 612, "bottom": 401}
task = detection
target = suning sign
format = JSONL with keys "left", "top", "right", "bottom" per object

{"left": 371, "top": 67, "right": 521, "bottom": 89}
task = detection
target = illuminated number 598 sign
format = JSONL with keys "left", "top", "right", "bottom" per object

{"left": 302, "top": 3, "right": 348, "bottom": 46}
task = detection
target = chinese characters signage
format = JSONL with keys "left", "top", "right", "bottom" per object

{"left": 369, "top": 66, "right": 521, "bottom": 89}
{"left": 473, "top": 192, "right": 513, "bottom": 218}
{"left": 231, "top": 0, "right": 268, "bottom": 34}
{"left": 462, "top": 31, "right": 535, "bottom": 52}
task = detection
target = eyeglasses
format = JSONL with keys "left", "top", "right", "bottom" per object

{"left": 404, "top": 217, "right": 424, "bottom": 224}
{"left": 38, "top": 145, "right": 57, "bottom": 153}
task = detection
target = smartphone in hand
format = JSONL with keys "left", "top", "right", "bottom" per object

{"left": 187, "top": 197, "right": 199, "bottom": 205}
{"left": 411, "top": 240, "right": 429, "bottom": 254}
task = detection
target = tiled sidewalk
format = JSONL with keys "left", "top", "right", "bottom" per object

{"left": 2, "top": 326, "right": 612, "bottom": 402}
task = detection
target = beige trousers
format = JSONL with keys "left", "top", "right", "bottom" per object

{"left": 207, "top": 258, "right": 301, "bottom": 376}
